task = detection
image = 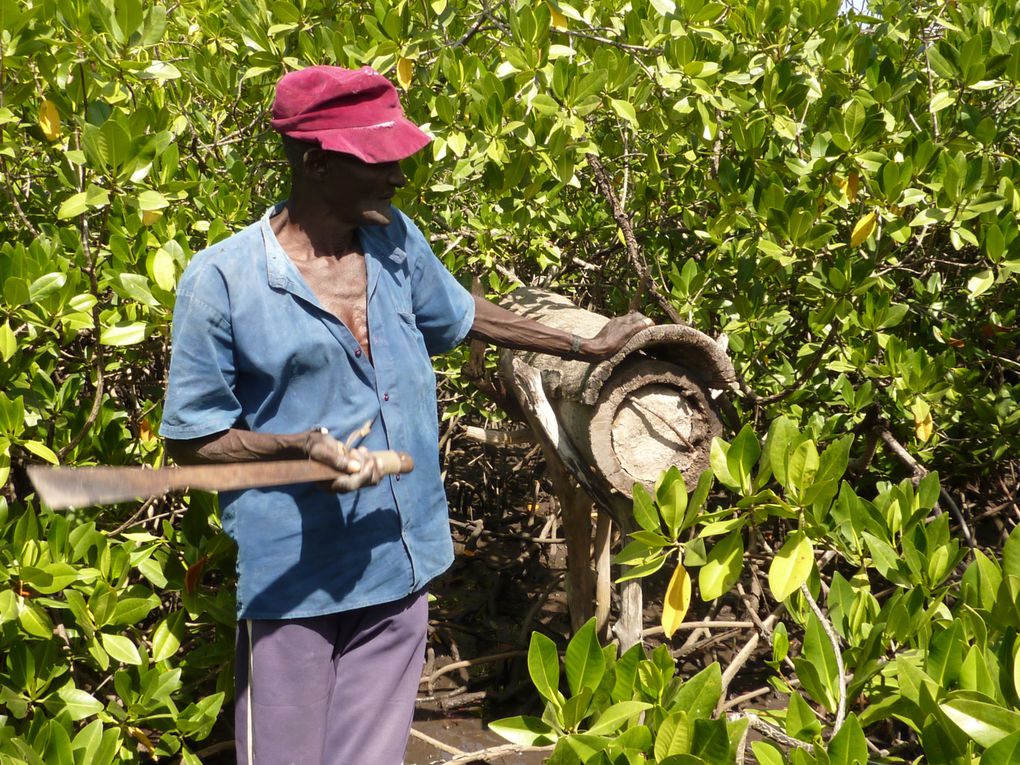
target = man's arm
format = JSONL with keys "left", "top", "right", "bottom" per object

{"left": 165, "top": 428, "right": 382, "bottom": 492}
{"left": 467, "top": 295, "right": 652, "bottom": 362}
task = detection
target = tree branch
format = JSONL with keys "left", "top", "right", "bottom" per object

{"left": 587, "top": 155, "right": 683, "bottom": 323}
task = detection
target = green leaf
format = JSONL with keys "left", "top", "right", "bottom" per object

{"left": 683, "top": 470, "right": 714, "bottom": 530}
{"left": 49, "top": 685, "right": 104, "bottom": 721}
{"left": 616, "top": 553, "right": 669, "bottom": 582}
{"left": 18, "top": 601, "right": 53, "bottom": 638}
{"left": 827, "top": 714, "right": 868, "bottom": 765}
{"left": 138, "top": 189, "right": 169, "bottom": 211}
{"left": 787, "top": 439, "right": 820, "bottom": 503}
{"left": 981, "top": 730, "right": 1020, "bottom": 765}
{"left": 766, "top": 416, "right": 800, "bottom": 491}
{"left": 100, "top": 632, "right": 142, "bottom": 665}
{"left": 785, "top": 691, "right": 822, "bottom": 740}
{"left": 565, "top": 618, "right": 605, "bottom": 696}
{"left": 489, "top": 715, "right": 558, "bottom": 746}
{"left": 151, "top": 610, "right": 186, "bottom": 662}
{"left": 654, "top": 711, "right": 691, "bottom": 759}
{"left": 726, "top": 424, "right": 760, "bottom": 494}
{"left": 709, "top": 437, "right": 739, "bottom": 490}
{"left": 673, "top": 663, "right": 722, "bottom": 721}
{"left": 57, "top": 191, "right": 88, "bottom": 219}
{"left": 632, "top": 483, "right": 659, "bottom": 532}
{"left": 1004, "top": 525, "right": 1020, "bottom": 578}
{"left": 941, "top": 697, "right": 1020, "bottom": 748}
{"left": 528, "top": 630, "right": 561, "bottom": 706}
{"left": 658, "top": 474, "right": 687, "bottom": 539}
{"left": 795, "top": 612, "right": 840, "bottom": 711}
{"left": 586, "top": 700, "right": 651, "bottom": 736}
{"left": 100, "top": 322, "right": 147, "bottom": 346}
{"left": 22, "top": 440, "right": 59, "bottom": 465}
{"left": 609, "top": 99, "right": 638, "bottom": 128}
{"left": 967, "top": 269, "right": 995, "bottom": 298}
{"left": 750, "top": 741, "right": 786, "bottom": 765}
{"left": 0, "top": 321, "right": 16, "bottom": 361}
{"left": 768, "top": 531, "right": 814, "bottom": 602}
{"left": 698, "top": 531, "right": 743, "bottom": 601}
{"left": 29, "top": 273, "right": 66, "bottom": 302}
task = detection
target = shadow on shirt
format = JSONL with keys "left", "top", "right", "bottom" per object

{"left": 229, "top": 484, "right": 407, "bottom": 618}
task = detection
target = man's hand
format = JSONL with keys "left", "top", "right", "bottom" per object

{"left": 576, "top": 312, "right": 654, "bottom": 362}
{"left": 304, "top": 429, "right": 384, "bottom": 492}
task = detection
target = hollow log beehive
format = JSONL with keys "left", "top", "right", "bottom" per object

{"left": 498, "top": 287, "right": 736, "bottom": 496}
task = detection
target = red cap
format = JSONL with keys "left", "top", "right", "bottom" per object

{"left": 270, "top": 66, "right": 430, "bottom": 164}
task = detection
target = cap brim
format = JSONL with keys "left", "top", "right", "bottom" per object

{"left": 284, "top": 117, "right": 431, "bottom": 163}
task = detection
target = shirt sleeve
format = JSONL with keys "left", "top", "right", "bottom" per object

{"left": 159, "top": 264, "right": 243, "bottom": 440}
{"left": 404, "top": 214, "right": 476, "bottom": 356}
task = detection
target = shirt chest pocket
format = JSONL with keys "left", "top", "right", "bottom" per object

{"left": 396, "top": 311, "right": 430, "bottom": 360}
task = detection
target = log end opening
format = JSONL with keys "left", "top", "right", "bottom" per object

{"left": 589, "top": 360, "right": 722, "bottom": 494}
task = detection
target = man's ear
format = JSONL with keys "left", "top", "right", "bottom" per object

{"left": 303, "top": 147, "right": 328, "bottom": 179}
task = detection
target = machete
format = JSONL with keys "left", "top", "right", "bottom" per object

{"left": 27, "top": 451, "right": 414, "bottom": 510}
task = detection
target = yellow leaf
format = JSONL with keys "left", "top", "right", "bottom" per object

{"left": 847, "top": 171, "right": 859, "bottom": 202}
{"left": 39, "top": 99, "right": 61, "bottom": 142}
{"left": 128, "top": 727, "right": 156, "bottom": 755}
{"left": 396, "top": 58, "right": 413, "bottom": 90}
{"left": 662, "top": 563, "right": 691, "bottom": 638}
{"left": 549, "top": 4, "right": 568, "bottom": 29}
{"left": 768, "top": 531, "right": 814, "bottom": 602}
{"left": 913, "top": 400, "right": 934, "bottom": 443}
{"left": 850, "top": 211, "right": 877, "bottom": 247}
{"left": 141, "top": 209, "right": 163, "bottom": 226}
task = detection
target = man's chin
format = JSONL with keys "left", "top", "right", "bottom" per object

{"left": 361, "top": 206, "right": 394, "bottom": 226}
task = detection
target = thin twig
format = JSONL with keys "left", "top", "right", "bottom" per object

{"left": 745, "top": 321, "right": 841, "bottom": 405}
{"left": 877, "top": 428, "right": 975, "bottom": 548}
{"left": 443, "top": 743, "right": 556, "bottom": 764}
{"left": 0, "top": 156, "right": 40, "bottom": 237}
{"left": 641, "top": 620, "right": 754, "bottom": 636}
{"left": 800, "top": 583, "right": 847, "bottom": 734}
{"left": 423, "top": 650, "right": 529, "bottom": 685}
{"left": 409, "top": 727, "right": 467, "bottom": 757}
{"left": 729, "top": 711, "right": 813, "bottom": 751}
{"left": 587, "top": 155, "right": 682, "bottom": 322}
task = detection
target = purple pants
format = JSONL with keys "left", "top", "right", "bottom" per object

{"left": 234, "top": 589, "right": 428, "bottom": 765}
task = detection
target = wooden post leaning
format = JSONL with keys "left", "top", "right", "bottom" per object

{"left": 497, "top": 287, "right": 736, "bottom": 650}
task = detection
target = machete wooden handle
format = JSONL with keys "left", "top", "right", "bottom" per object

{"left": 28, "top": 451, "right": 415, "bottom": 510}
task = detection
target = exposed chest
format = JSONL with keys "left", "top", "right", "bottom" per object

{"left": 294, "top": 253, "right": 371, "bottom": 358}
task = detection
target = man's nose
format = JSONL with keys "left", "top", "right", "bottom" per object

{"left": 387, "top": 164, "right": 407, "bottom": 187}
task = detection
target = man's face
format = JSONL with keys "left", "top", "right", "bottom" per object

{"left": 306, "top": 150, "right": 407, "bottom": 226}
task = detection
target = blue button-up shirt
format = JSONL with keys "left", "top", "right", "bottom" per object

{"left": 160, "top": 205, "right": 475, "bottom": 619}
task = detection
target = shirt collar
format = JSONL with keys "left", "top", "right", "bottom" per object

{"left": 260, "top": 203, "right": 408, "bottom": 300}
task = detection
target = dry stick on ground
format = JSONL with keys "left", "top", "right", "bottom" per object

{"left": 587, "top": 155, "right": 683, "bottom": 323}
{"left": 409, "top": 728, "right": 467, "bottom": 758}
{"left": 424, "top": 650, "right": 530, "bottom": 685}
{"left": 442, "top": 743, "right": 556, "bottom": 764}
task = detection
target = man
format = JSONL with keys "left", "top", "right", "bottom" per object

{"left": 160, "top": 65, "right": 650, "bottom": 764}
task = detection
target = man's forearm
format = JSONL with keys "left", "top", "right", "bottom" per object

{"left": 165, "top": 429, "right": 309, "bottom": 466}
{"left": 467, "top": 295, "right": 652, "bottom": 362}
{"left": 467, "top": 296, "right": 592, "bottom": 358}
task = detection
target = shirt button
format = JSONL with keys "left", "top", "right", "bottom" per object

{"left": 355, "top": 349, "right": 362, "bottom": 357}
{"left": 395, "top": 475, "right": 400, "bottom": 482}
{"left": 383, "top": 392, "right": 390, "bottom": 401}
